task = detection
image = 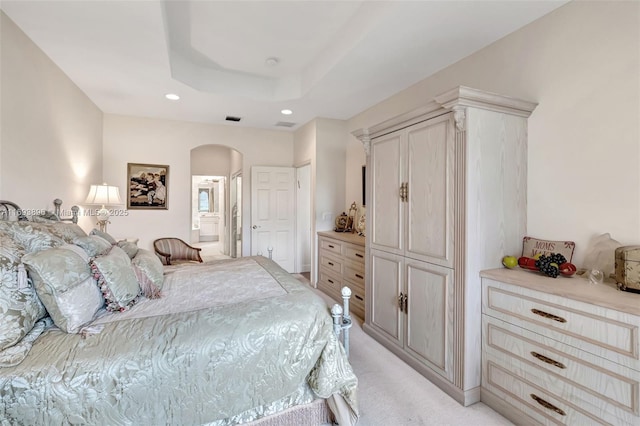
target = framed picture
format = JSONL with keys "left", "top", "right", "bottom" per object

{"left": 127, "top": 163, "right": 169, "bottom": 209}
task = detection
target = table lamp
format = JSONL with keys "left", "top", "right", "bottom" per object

{"left": 84, "top": 183, "right": 123, "bottom": 232}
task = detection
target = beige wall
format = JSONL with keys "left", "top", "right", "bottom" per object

{"left": 102, "top": 114, "right": 293, "bottom": 251}
{"left": 0, "top": 12, "right": 103, "bottom": 229}
{"left": 346, "top": 0, "right": 640, "bottom": 267}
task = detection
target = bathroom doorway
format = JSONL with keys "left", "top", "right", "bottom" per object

{"left": 190, "top": 145, "right": 243, "bottom": 258}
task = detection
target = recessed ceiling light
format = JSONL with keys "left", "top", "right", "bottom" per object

{"left": 281, "top": 109, "right": 293, "bottom": 115}
{"left": 165, "top": 93, "right": 180, "bottom": 100}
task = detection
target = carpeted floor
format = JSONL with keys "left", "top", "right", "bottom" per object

{"left": 293, "top": 274, "right": 513, "bottom": 426}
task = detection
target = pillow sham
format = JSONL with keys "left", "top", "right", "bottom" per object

{"left": 117, "top": 240, "right": 139, "bottom": 259}
{"left": 91, "top": 246, "right": 140, "bottom": 312}
{"left": 132, "top": 248, "right": 164, "bottom": 298}
{"left": 22, "top": 246, "right": 104, "bottom": 333}
{"left": 0, "top": 231, "right": 48, "bottom": 351}
{"left": 1, "top": 221, "right": 65, "bottom": 253}
{"left": 90, "top": 228, "right": 117, "bottom": 245}
{"left": 36, "top": 222, "right": 87, "bottom": 243}
{"left": 74, "top": 235, "right": 112, "bottom": 258}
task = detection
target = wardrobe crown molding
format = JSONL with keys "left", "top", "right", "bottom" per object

{"left": 352, "top": 86, "right": 538, "bottom": 144}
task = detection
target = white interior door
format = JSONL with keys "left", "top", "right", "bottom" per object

{"left": 251, "top": 166, "right": 295, "bottom": 272}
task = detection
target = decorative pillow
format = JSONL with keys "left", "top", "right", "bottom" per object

{"left": 90, "top": 228, "right": 117, "bottom": 245}
{"left": 74, "top": 235, "right": 112, "bottom": 258}
{"left": 132, "top": 248, "right": 164, "bottom": 298}
{"left": 117, "top": 240, "right": 139, "bottom": 259}
{"left": 91, "top": 246, "right": 140, "bottom": 312}
{"left": 2, "top": 221, "right": 65, "bottom": 253}
{"left": 0, "top": 231, "right": 48, "bottom": 351}
{"left": 22, "top": 246, "right": 104, "bottom": 333}
{"left": 30, "top": 211, "right": 60, "bottom": 222}
{"left": 35, "top": 222, "right": 87, "bottom": 243}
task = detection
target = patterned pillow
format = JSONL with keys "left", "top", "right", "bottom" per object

{"left": 91, "top": 246, "right": 140, "bottom": 312}
{"left": 90, "top": 228, "right": 117, "bottom": 245}
{"left": 33, "top": 222, "right": 87, "bottom": 244}
{"left": 73, "top": 235, "right": 112, "bottom": 258}
{"left": 0, "top": 231, "right": 47, "bottom": 351}
{"left": 1, "top": 221, "right": 65, "bottom": 253}
{"left": 132, "top": 248, "right": 164, "bottom": 298}
{"left": 22, "top": 246, "right": 104, "bottom": 333}
{"left": 117, "top": 240, "right": 139, "bottom": 259}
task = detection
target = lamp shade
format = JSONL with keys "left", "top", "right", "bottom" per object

{"left": 85, "top": 183, "right": 123, "bottom": 206}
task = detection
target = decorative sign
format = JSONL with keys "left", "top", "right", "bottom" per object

{"left": 522, "top": 236, "right": 575, "bottom": 262}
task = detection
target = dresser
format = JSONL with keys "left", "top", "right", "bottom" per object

{"left": 317, "top": 231, "right": 366, "bottom": 319}
{"left": 481, "top": 268, "right": 640, "bottom": 425}
{"left": 353, "top": 86, "right": 537, "bottom": 405}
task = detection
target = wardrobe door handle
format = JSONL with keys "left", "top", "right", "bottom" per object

{"left": 355, "top": 295, "right": 363, "bottom": 301}
{"left": 327, "top": 279, "right": 334, "bottom": 284}
{"left": 355, "top": 273, "right": 364, "bottom": 279}
{"left": 355, "top": 253, "right": 363, "bottom": 258}
{"left": 328, "top": 244, "right": 335, "bottom": 248}
{"left": 531, "top": 308, "right": 566, "bottom": 323}
{"left": 398, "top": 293, "right": 404, "bottom": 312}
{"left": 530, "top": 394, "right": 566, "bottom": 416}
{"left": 328, "top": 262, "right": 334, "bottom": 266}
{"left": 531, "top": 351, "right": 566, "bottom": 369}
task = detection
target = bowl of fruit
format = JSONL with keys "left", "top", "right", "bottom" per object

{"left": 517, "top": 253, "right": 576, "bottom": 278}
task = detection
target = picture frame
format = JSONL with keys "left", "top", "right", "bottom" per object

{"left": 127, "top": 163, "right": 169, "bottom": 210}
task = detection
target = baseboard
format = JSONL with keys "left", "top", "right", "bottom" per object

{"left": 481, "top": 388, "right": 537, "bottom": 426}
{"left": 362, "top": 323, "right": 480, "bottom": 407}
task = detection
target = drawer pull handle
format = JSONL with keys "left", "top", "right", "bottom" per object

{"left": 355, "top": 253, "right": 363, "bottom": 258}
{"left": 530, "top": 394, "right": 566, "bottom": 416}
{"left": 328, "top": 245, "right": 335, "bottom": 248}
{"left": 531, "top": 351, "right": 566, "bottom": 369}
{"left": 531, "top": 308, "right": 566, "bottom": 323}
{"left": 355, "top": 295, "right": 363, "bottom": 301}
{"left": 328, "top": 262, "right": 334, "bottom": 266}
{"left": 328, "top": 279, "right": 334, "bottom": 284}
{"left": 355, "top": 274, "right": 364, "bottom": 279}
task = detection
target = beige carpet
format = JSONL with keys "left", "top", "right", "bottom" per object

{"left": 294, "top": 274, "right": 513, "bottom": 426}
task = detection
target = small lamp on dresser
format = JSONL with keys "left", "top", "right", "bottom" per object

{"left": 84, "top": 183, "right": 123, "bottom": 232}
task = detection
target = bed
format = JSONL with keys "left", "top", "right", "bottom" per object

{"left": 0, "top": 200, "right": 358, "bottom": 425}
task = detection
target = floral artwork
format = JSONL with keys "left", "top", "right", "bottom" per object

{"left": 127, "top": 163, "right": 169, "bottom": 210}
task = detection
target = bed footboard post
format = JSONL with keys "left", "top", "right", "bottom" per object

{"left": 341, "top": 287, "right": 352, "bottom": 357}
{"left": 331, "top": 304, "right": 343, "bottom": 340}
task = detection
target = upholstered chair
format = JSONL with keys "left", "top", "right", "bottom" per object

{"left": 153, "top": 238, "right": 203, "bottom": 265}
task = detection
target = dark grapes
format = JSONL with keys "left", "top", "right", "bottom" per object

{"left": 535, "top": 253, "right": 564, "bottom": 278}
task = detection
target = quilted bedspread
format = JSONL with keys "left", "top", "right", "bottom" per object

{"left": 0, "top": 257, "right": 358, "bottom": 425}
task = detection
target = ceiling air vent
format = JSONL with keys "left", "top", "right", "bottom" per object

{"left": 225, "top": 116, "right": 241, "bottom": 122}
{"left": 275, "top": 121, "right": 296, "bottom": 128}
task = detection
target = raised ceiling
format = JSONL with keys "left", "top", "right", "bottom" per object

{"left": 1, "top": 0, "right": 567, "bottom": 130}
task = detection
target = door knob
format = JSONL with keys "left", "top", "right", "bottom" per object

{"left": 252, "top": 225, "right": 259, "bottom": 229}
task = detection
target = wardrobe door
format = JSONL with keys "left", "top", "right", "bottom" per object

{"left": 370, "top": 131, "right": 404, "bottom": 255}
{"left": 369, "top": 249, "right": 404, "bottom": 347}
{"left": 404, "top": 258, "right": 455, "bottom": 381}
{"left": 405, "top": 114, "right": 456, "bottom": 268}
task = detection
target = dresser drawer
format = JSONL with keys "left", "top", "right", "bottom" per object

{"left": 483, "top": 279, "right": 639, "bottom": 368}
{"left": 484, "top": 316, "right": 639, "bottom": 424}
{"left": 344, "top": 265, "right": 365, "bottom": 288}
{"left": 345, "top": 245, "right": 365, "bottom": 264}
{"left": 319, "top": 254, "right": 342, "bottom": 275}
{"left": 484, "top": 359, "right": 606, "bottom": 425}
{"left": 320, "top": 238, "right": 343, "bottom": 256}
{"left": 349, "top": 286, "right": 365, "bottom": 319}
{"left": 318, "top": 270, "right": 342, "bottom": 295}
